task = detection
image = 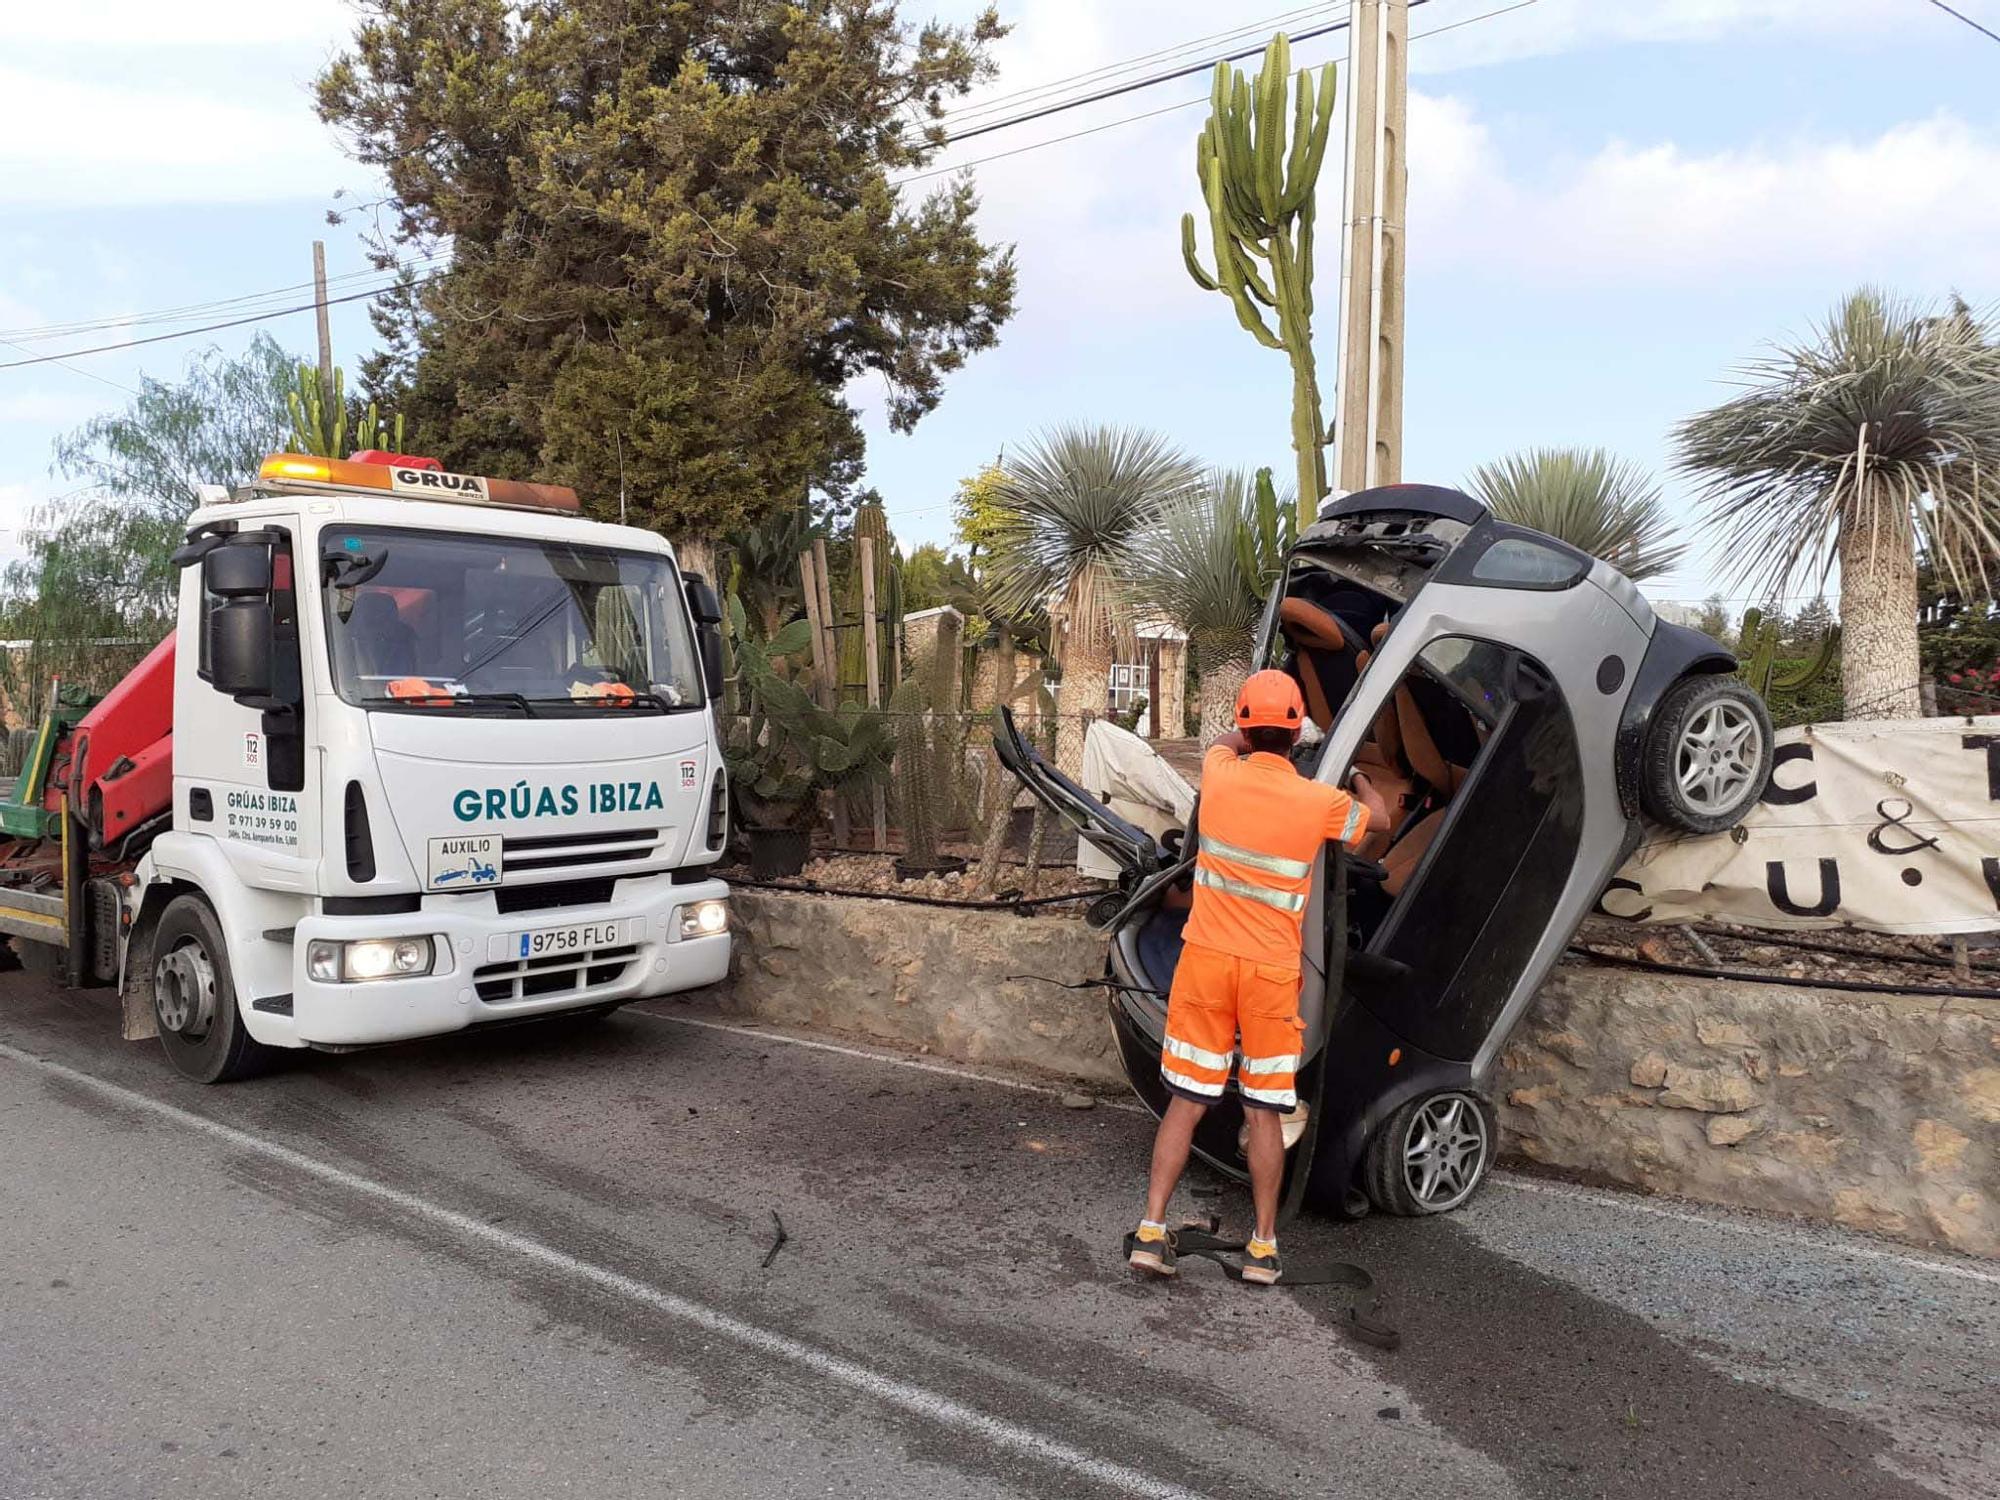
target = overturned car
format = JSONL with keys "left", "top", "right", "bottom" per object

{"left": 997, "top": 483, "right": 1773, "bottom": 1218}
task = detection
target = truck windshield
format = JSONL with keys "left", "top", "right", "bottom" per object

{"left": 320, "top": 526, "right": 703, "bottom": 714}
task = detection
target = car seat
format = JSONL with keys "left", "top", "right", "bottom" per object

{"left": 1279, "top": 598, "right": 1364, "bottom": 729}
{"left": 349, "top": 590, "right": 419, "bottom": 678}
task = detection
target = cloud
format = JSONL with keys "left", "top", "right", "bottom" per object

{"left": 1412, "top": 0, "right": 1885, "bottom": 72}
{"left": 1, "top": 2, "right": 353, "bottom": 47}
{"left": 1408, "top": 99, "right": 2000, "bottom": 285}
{"left": 0, "top": 67, "right": 356, "bottom": 207}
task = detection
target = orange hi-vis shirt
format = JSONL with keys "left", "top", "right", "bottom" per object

{"left": 1181, "top": 745, "right": 1370, "bottom": 973}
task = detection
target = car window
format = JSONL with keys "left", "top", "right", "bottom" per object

{"left": 1469, "top": 537, "right": 1587, "bottom": 589}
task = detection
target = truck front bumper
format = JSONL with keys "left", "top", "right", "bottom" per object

{"left": 289, "top": 875, "right": 732, "bottom": 1046}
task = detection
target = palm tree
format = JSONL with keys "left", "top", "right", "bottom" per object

{"left": 1468, "top": 447, "right": 1686, "bottom": 582}
{"left": 983, "top": 425, "right": 1202, "bottom": 770}
{"left": 1676, "top": 289, "right": 2000, "bottom": 719}
{"left": 1122, "top": 468, "right": 1285, "bottom": 739}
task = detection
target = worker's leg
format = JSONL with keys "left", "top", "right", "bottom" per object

{"left": 1143, "top": 1095, "right": 1208, "bottom": 1223}
{"left": 1237, "top": 960, "right": 1306, "bottom": 1254}
{"left": 1242, "top": 1107, "right": 1285, "bottom": 1243}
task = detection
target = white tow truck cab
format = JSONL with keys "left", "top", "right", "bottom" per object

{"left": 1, "top": 450, "right": 733, "bottom": 1082}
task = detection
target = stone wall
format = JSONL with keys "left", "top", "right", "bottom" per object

{"left": 1496, "top": 967, "right": 1998, "bottom": 1257}
{"left": 716, "top": 887, "right": 1122, "bottom": 1085}
{"left": 706, "top": 889, "right": 1999, "bottom": 1256}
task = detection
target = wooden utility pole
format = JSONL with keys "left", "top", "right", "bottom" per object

{"left": 1332, "top": 0, "right": 1409, "bottom": 494}
{"left": 312, "top": 240, "right": 335, "bottom": 398}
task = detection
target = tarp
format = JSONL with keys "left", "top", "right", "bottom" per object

{"left": 1076, "top": 720, "right": 1194, "bottom": 880}
{"left": 1610, "top": 717, "right": 2000, "bottom": 935}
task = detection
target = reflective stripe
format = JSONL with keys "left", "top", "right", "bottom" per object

{"left": 1161, "top": 1065, "right": 1225, "bottom": 1097}
{"left": 1240, "top": 1082, "right": 1298, "bottom": 1107}
{"left": 1193, "top": 867, "right": 1307, "bottom": 913}
{"left": 1339, "top": 799, "right": 1365, "bottom": 843}
{"left": 1163, "top": 1035, "right": 1233, "bottom": 1072}
{"left": 1198, "top": 833, "right": 1311, "bottom": 881}
{"left": 1240, "top": 1052, "right": 1301, "bottom": 1076}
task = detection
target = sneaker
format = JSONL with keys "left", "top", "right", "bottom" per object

{"left": 1240, "top": 1237, "right": 1281, "bottom": 1285}
{"left": 1127, "top": 1224, "right": 1177, "bottom": 1277}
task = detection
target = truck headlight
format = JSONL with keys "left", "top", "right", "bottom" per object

{"left": 307, "top": 936, "right": 436, "bottom": 983}
{"left": 677, "top": 900, "right": 729, "bottom": 940}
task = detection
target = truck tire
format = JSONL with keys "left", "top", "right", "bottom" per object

{"left": 1361, "top": 1091, "right": 1497, "bottom": 1216}
{"left": 152, "top": 895, "right": 276, "bottom": 1084}
{"left": 1640, "top": 674, "right": 1774, "bottom": 835}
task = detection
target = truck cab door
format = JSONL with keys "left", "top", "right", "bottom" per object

{"left": 172, "top": 524, "right": 318, "bottom": 885}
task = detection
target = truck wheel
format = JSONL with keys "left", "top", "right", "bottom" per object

{"left": 1641, "top": 675, "right": 1774, "bottom": 835}
{"left": 152, "top": 895, "right": 275, "bottom": 1085}
{"left": 1362, "top": 1091, "right": 1496, "bottom": 1216}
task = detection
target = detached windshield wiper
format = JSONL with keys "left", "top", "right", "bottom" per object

{"left": 356, "top": 692, "right": 537, "bottom": 717}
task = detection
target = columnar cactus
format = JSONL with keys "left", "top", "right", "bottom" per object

{"left": 1738, "top": 607, "right": 1839, "bottom": 696}
{"left": 1181, "top": 34, "right": 1337, "bottom": 522}
{"left": 288, "top": 364, "right": 406, "bottom": 458}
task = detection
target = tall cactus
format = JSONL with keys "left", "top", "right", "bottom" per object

{"left": 288, "top": 363, "right": 406, "bottom": 458}
{"left": 1182, "top": 34, "right": 1337, "bottom": 527}
{"left": 1737, "top": 606, "right": 1839, "bottom": 696}
{"left": 839, "top": 501, "right": 897, "bottom": 700}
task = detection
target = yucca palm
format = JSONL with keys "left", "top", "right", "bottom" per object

{"left": 1468, "top": 447, "right": 1685, "bottom": 582}
{"left": 1676, "top": 289, "right": 2000, "bottom": 719}
{"left": 1122, "top": 468, "right": 1291, "bottom": 739}
{"left": 983, "top": 425, "right": 1202, "bottom": 769}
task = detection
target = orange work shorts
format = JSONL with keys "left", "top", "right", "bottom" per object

{"left": 1159, "top": 940, "right": 1304, "bottom": 1113}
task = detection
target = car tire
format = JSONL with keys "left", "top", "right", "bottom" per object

{"left": 1362, "top": 1091, "right": 1497, "bottom": 1216}
{"left": 152, "top": 895, "right": 277, "bottom": 1085}
{"left": 1640, "top": 674, "right": 1775, "bottom": 835}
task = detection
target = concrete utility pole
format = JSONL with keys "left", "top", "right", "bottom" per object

{"left": 312, "top": 240, "right": 336, "bottom": 399}
{"left": 1332, "top": 0, "right": 1409, "bottom": 494}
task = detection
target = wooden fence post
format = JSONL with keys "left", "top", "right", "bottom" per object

{"left": 859, "top": 536, "right": 887, "bottom": 852}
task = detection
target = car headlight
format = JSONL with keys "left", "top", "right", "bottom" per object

{"left": 678, "top": 900, "right": 729, "bottom": 939}
{"left": 307, "top": 936, "right": 436, "bottom": 983}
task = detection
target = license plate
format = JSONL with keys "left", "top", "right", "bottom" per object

{"left": 494, "top": 919, "right": 629, "bottom": 963}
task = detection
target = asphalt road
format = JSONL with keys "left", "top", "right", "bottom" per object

{"left": 1, "top": 977, "right": 1994, "bottom": 1500}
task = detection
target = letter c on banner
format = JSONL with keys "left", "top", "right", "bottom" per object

{"left": 1762, "top": 742, "right": 1817, "bottom": 806}
{"left": 1767, "top": 857, "right": 1841, "bottom": 917}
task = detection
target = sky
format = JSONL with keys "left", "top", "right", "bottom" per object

{"left": 2, "top": 0, "right": 1998, "bottom": 613}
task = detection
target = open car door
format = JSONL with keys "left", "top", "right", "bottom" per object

{"left": 990, "top": 706, "right": 1162, "bottom": 885}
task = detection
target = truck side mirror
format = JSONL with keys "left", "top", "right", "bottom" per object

{"left": 683, "top": 573, "right": 722, "bottom": 625}
{"left": 683, "top": 573, "right": 725, "bottom": 699}
{"left": 210, "top": 599, "right": 274, "bottom": 697}
{"left": 204, "top": 540, "right": 274, "bottom": 597}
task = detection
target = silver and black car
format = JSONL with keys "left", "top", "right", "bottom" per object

{"left": 995, "top": 483, "right": 1773, "bottom": 1218}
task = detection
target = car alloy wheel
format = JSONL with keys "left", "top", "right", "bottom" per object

{"left": 1401, "top": 1092, "right": 1490, "bottom": 1212}
{"left": 1675, "top": 698, "right": 1765, "bottom": 818}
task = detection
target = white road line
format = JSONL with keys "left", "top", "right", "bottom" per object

{"left": 641, "top": 1010, "right": 2000, "bottom": 1289}
{"left": 0, "top": 1041, "right": 1207, "bottom": 1500}
{"left": 1487, "top": 1174, "right": 2000, "bottom": 1288}
{"left": 634, "top": 1008, "right": 1148, "bottom": 1112}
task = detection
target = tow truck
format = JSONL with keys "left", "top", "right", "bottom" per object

{"left": 0, "top": 450, "right": 733, "bottom": 1081}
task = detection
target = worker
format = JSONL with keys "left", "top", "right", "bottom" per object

{"left": 1128, "top": 670, "right": 1387, "bottom": 1285}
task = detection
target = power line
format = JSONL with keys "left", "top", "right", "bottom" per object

{"left": 939, "top": 5, "right": 1428, "bottom": 148}
{"left": 1918, "top": 0, "right": 2000, "bottom": 46}
{"left": 900, "top": 0, "right": 1537, "bottom": 184}
{"left": 935, "top": 4, "right": 1347, "bottom": 128}
{"left": 0, "top": 279, "right": 435, "bottom": 373}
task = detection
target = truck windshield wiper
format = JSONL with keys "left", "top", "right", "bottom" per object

{"left": 356, "top": 692, "right": 536, "bottom": 717}
{"left": 523, "top": 691, "right": 675, "bottom": 714}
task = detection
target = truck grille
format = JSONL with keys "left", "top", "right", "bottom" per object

{"left": 473, "top": 943, "right": 639, "bottom": 1004}
{"left": 502, "top": 827, "right": 661, "bottom": 876}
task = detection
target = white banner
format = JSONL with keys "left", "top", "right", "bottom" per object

{"left": 1608, "top": 717, "right": 2000, "bottom": 935}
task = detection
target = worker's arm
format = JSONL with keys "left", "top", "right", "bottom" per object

{"left": 1348, "top": 771, "right": 1391, "bottom": 835}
